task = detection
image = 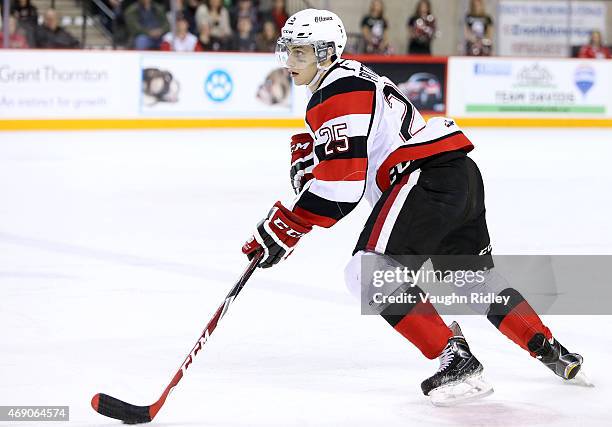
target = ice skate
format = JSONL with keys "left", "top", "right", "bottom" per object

{"left": 421, "top": 322, "right": 494, "bottom": 406}
{"left": 527, "top": 333, "right": 593, "bottom": 387}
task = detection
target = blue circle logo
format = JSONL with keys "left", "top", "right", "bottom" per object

{"left": 205, "top": 70, "right": 233, "bottom": 102}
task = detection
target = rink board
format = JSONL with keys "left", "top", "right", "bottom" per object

{"left": 1, "top": 50, "right": 612, "bottom": 130}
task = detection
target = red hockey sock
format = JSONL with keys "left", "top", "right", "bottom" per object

{"left": 487, "top": 288, "right": 552, "bottom": 356}
{"left": 381, "top": 286, "right": 452, "bottom": 359}
{"left": 393, "top": 302, "right": 453, "bottom": 359}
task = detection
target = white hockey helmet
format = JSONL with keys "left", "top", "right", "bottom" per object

{"left": 276, "top": 9, "right": 347, "bottom": 70}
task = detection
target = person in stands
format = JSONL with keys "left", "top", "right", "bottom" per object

{"left": 0, "top": 15, "right": 30, "bottom": 48}
{"left": 407, "top": 0, "right": 436, "bottom": 55}
{"left": 34, "top": 8, "right": 80, "bottom": 48}
{"left": 578, "top": 30, "right": 611, "bottom": 59}
{"left": 360, "top": 0, "right": 390, "bottom": 54}
{"left": 231, "top": 15, "right": 256, "bottom": 52}
{"left": 256, "top": 19, "right": 277, "bottom": 52}
{"left": 124, "top": 0, "right": 169, "bottom": 50}
{"left": 196, "top": 0, "right": 232, "bottom": 49}
{"left": 160, "top": 13, "right": 200, "bottom": 52}
{"left": 465, "top": 0, "right": 493, "bottom": 56}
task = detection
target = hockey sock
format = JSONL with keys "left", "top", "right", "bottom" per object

{"left": 381, "top": 285, "right": 452, "bottom": 359}
{"left": 487, "top": 288, "right": 552, "bottom": 356}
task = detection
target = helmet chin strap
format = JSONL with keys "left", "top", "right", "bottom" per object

{"left": 307, "top": 66, "right": 327, "bottom": 92}
{"left": 307, "top": 57, "right": 339, "bottom": 92}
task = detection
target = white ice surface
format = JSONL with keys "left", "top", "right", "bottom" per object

{"left": 0, "top": 128, "right": 611, "bottom": 426}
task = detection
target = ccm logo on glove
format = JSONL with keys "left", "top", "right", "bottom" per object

{"left": 242, "top": 201, "right": 312, "bottom": 268}
{"left": 272, "top": 218, "right": 306, "bottom": 238}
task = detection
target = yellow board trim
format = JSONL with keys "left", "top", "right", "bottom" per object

{"left": 455, "top": 118, "right": 612, "bottom": 128}
{"left": 1, "top": 117, "right": 612, "bottom": 131}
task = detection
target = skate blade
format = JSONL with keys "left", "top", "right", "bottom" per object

{"left": 428, "top": 373, "right": 494, "bottom": 407}
{"left": 567, "top": 370, "right": 594, "bottom": 388}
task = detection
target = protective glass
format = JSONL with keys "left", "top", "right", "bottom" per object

{"left": 276, "top": 39, "right": 318, "bottom": 70}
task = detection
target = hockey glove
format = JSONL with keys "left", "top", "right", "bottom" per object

{"left": 242, "top": 201, "right": 312, "bottom": 268}
{"left": 290, "top": 132, "right": 315, "bottom": 194}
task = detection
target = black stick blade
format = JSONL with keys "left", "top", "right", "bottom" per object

{"left": 92, "top": 393, "right": 152, "bottom": 424}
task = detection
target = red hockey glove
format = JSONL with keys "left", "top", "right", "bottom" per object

{"left": 290, "top": 132, "right": 315, "bottom": 194}
{"left": 242, "top": 201, "right": 312, "bottom": 268}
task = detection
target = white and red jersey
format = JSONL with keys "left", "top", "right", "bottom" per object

{"left": 160, "top": 32, "right": 201, "bottom": 52}
{"left": 288, "top": 59, "right": 473, "bottom": 228}
{"left": 577, "top": 44, "right": 612, "bottom": 59}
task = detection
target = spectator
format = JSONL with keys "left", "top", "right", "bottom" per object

{"left": 0, "top": 15, "right": 29, "bottom": 48}
{"left": 268, "top": 0, "right": 287, "bottom": 32}
{"left": 407, "top": 0, "right": 435, "bottom": 55}
{"left": 124, "top": 0, "right": 169, "bottom": 50}
{"left": 160, "top": 13, "right": 200, "bottom": 51}
{"left": 465, "top": 0, "right": 493, "bottom": 56}
{"left": 10, "top": 0, "right": 37, "bottom": 28}
{"left": 231, "top": 15, "right": 256, "bottom": 52}
{"left": 195, "top": 0, "right": 232, "bottom": 47}
{"left": 255, "top": 19, "right": 277, "bottom": 52}
{"left": 578, "top": 30, "right": 611, "bottom": 59}
{"left": 360, "top": 0, "right": 390, "bottom": 54}
{"left": 35, "top": 9, "right": 80, "bottom": 48}
{"left": 196, "top": 20, "right": 224, "bottom": 51}
{"left": 163, "top": 0, "right": 199, "bottom": 35}
{"left": 231, "top": 0, "right": 260, "bottom": 34}
{"left": 183, "top": 0, "right": 201, "bottom": 35}
{"left": 9, "top": 0, "right": 37, "bottom": 44}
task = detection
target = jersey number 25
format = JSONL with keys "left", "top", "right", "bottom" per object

{"left": 319, "top": 123, "right": 349, "bottom": 156}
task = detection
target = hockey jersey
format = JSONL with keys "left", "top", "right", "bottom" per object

{"left": 288, "top": 59, "right": 473, "bottom": 228}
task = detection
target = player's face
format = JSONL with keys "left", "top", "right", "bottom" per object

{"left": 284, "top": 45, "right": 318, "bottom": 86}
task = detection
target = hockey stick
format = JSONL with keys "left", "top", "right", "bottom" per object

{"left": 91, "top": 251, "right": 263, "bottom": 424}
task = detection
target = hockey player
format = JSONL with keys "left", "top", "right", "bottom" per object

{"left": 241, "top": 9, "right": 585, "bottom": 405}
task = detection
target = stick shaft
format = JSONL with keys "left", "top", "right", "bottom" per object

{"left": 92, "top": 253, "right": 262, "bottom": 423}
{"left": 149, "top": 252, "right": 262, "bottom": 419}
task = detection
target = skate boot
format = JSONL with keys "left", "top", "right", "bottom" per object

{"left": 527, "top": 333, "right": 590, "bottom": 385}
{"left": 421, "top": 322, "right": 493, "bottom": 406}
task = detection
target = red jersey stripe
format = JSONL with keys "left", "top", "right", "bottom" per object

{"left": 366, "top": 174, "right": 410, "bottom": 251}
{"left": 313, "top": 158, "right": 367, "bottom": 182}
{"left": 306, "top": 91, "right": 374, "bottom": 131}
{"left": 293, "top": 206, "right": 338, "bottom": 228}
{"left": 376, "top": 133, "right": 474, "bottom": 191}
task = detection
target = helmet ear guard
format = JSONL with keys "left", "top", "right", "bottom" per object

{"left": 314, "top": 41, "right": 337, "bottom": 64}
